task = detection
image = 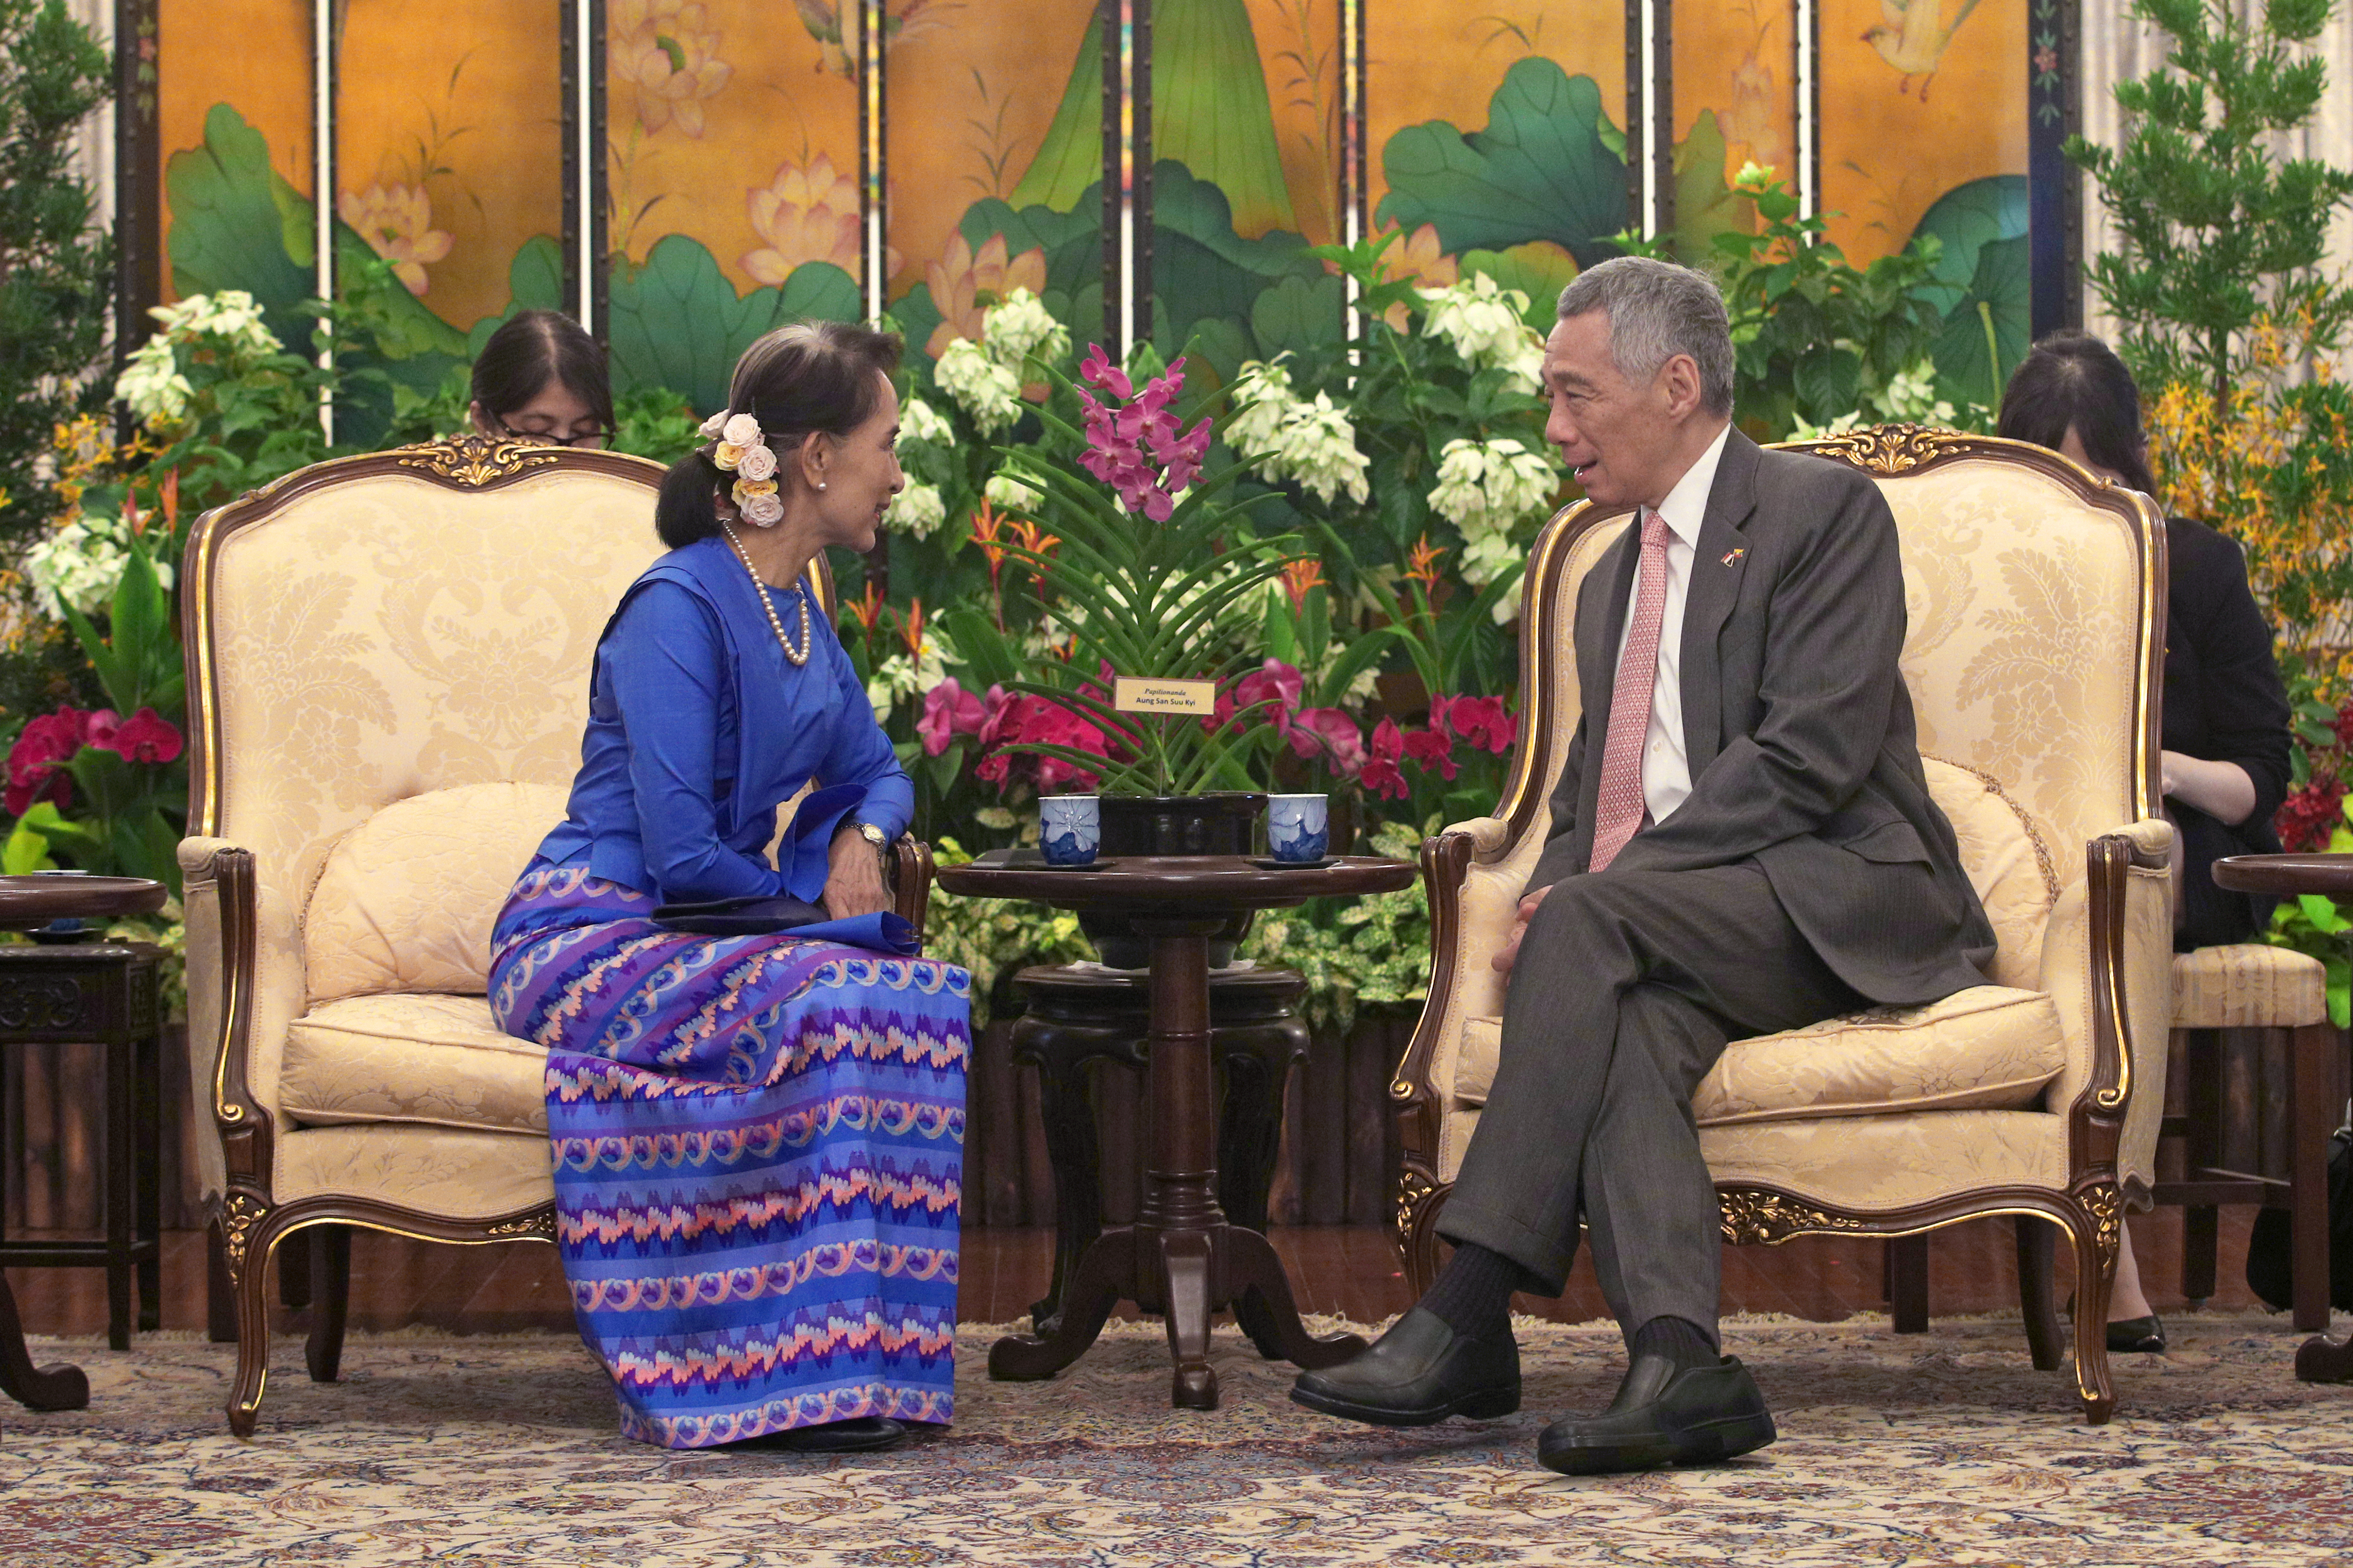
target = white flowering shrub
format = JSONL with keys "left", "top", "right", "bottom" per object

{"left": 980, "top": 288, "right": 1069, "bottom": 375}
{"left": 885, "top": 482, "right": 947, "bottom": 539}
{"left": 1868, "top": 357, "right": 1958, "bottom": 425}
{"left": 865, "top": 629, "right": 951, "bottom": 720}
{"left": 984, "top": 470, "right": 1041, "bottom": 512}
{"left": 24, "top": 511, "right": 173, "bottom": 620}
{"left": 1421, "top": 274, "right": 1545, "bottom": 393}
{"left": 114, "top": 290, "right": 283, "bottom": 431}
{"left": 901, "top": 397, "right": 955, "bottom": 449}
{"left": 1229, "top": 360, "right": 1372, "bottom": 505}
{"left": 1426, "top": 436, "right": 1560, "bottom": 621}
{"left": 936, "top": 337, "right": 1023, "bottom": 436}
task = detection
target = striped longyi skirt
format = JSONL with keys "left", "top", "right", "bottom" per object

{"left": 489, "top": 862, "right": 969, "bottom": 1448}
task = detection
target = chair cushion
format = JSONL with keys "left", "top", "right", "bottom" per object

{"left": 280, "top": 992, "right": 548, "bottom": 1135}
{"left": 305, "top": 781, "right": 571, "bottom": 1004}
{"left": 1453, "top": 984, "right": 2065, "bottom": 1126}
{"left": 2172, "top": 942, "right": 2328, "bottom": 1029}
{"left": 1921, "top": 756, "right": 2057, "bottom": 993}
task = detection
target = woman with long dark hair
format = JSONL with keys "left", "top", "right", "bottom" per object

{"left": 488, "top": 321, "right": 969, "bottom": 1452}
{"left": 1999, "top": 330, "right": 2293, "bottom": 1355}
{"left": 468, "top": 309, "right": 615, "bottom": 448}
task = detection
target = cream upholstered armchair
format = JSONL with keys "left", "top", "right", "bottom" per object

{"left": 1391, "top": 426, "right": 2172, "bottom": 1424}
{"left": 180, "top": 433, "right": 931, "bottom": 1437}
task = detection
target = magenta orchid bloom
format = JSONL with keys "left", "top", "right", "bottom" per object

{"left": 1285, "top": 706, "right": 1367, "bottom": 780}
{"left": 1434, "top": 693, "right": 1518, "bottom": 756}
{"left": 1075, "top": 345, "right": 1210, "bottom": 522}
{"left": 100, "top": 707, "right": 184, "bottom": 766}
{"left": 4, "top": 706, "right": 84, "bottom": 817}
{"left": 1361, "top": 718, "right": 1411, "bottom": 800}
{"left": 918, "top": 678, "right": 988, "bottom": 757}
{"left": 1400, "top": 725, "right": 1458, "bottom": 781}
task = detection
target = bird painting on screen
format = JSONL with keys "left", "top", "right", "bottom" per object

{"left": 1863, "top": 0, "right": 1984, "bottom": 100}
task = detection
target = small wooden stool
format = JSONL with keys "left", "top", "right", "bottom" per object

{"left": 1009, "top": 963, "right": 1310, "bottom": 1336}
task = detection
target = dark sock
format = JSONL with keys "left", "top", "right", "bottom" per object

{"left": 1422, "top": 1243, "right": 1532, "bottom": 1338}
{"left": 1632, "top": 1315, "right": 1718, "bottom": 1372}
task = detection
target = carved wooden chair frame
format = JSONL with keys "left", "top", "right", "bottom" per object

{"left": 1385, "top": 426, "right": 2169, "bottom": 1424}
{"left": 183, "top": 433, "right": 932, "bottom": 1436}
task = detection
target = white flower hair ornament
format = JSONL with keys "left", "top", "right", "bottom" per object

{"left": 699, "top": 409, "right": 787, "bottom": 527}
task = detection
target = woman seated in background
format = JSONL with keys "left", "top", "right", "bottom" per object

{"left": 488, "top": 321, "right": 970, "bottom": 1453}
{"left": 467, "top": 308, "right": 614, "bottom": 448}
{"left": 1999, "top": 330, "right": 2293, "bottom": 1354}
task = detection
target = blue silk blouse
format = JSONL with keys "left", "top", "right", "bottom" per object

{"left": 533, "top": 536, "right": 914, "bottom": 905}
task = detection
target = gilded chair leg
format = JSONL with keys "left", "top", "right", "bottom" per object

{"left": 227, "top": 1224, "right": 280, "bottom": 1439}
{"left": 2014, "top": 1217, "right": 2063, "bottom": 1372}
{"left": 1398, "top": 1178, "right": 1448, "bottom": 1299}
{"left": 2070, "top": 1203, "right": 2117, "bottom": 1426}
{"left": 305, "top": 1226, "right": 352, "bottom": 1383}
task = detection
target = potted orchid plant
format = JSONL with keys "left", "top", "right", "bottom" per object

{"left": 952, "top": 343, "right": 1308, "bottom": 850}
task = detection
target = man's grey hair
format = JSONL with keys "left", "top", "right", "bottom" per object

{"left": 1556, "top": 256, "right": 1735, "bottom": 416}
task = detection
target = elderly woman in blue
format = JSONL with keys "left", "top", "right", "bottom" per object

{"left": 489, "top": 321, "right": 970, "bottom": 1454}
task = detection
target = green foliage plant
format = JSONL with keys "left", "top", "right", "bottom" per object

{"left": 0, "top": 0, "right": 113, "bottom": 553}
{"left": 2065, "top": 0, "right": 2353, "bottom": 412}
{"left": 1619, "top": 165, "right": 1952, "bottom": 440}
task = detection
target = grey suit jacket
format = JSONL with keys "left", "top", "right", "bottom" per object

{"left": 1527, "top": 429, "right": 1995, "bottom": 1006}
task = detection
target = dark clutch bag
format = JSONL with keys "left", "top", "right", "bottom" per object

{"left": 650, "top": 894, "right": 831, "bottom": 936}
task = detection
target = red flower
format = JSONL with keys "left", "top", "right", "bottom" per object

{"left": 2278, "top": 778, "right": 2348, "bottom": 854}
{"left": 1285, "top": 706, "right": 1366, "bottom": 780}
{"left": 1361, "top": 718, "right": 1410, "bottom": 800}
{"left": 1400, "top": 725, "right": 1458, "bottom": 781}
{"left": 2333, "top": 702, "right": 2353, "bottom": 750}
{"left": 95, "top": 707, "right": 182, "bottom": 765}
{"left": 4, "top": 707, "right": 82, "bottom": 817}
{"left": 973, "top": 687, "right": 1115, "bottom": 795}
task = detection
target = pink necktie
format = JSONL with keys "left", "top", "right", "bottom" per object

{"left": 1589, "top": 509, "right": 1671, "bottom": 873}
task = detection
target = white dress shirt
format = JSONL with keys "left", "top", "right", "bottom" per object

{"left": 1610, "top": 421, "right": 1733, "bottom": 828}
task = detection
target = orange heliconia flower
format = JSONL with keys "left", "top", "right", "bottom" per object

{"left": 1280, "top": 557, "right": 1325, "bottom": 616}
{"left": 897, "top": 595, "right": 928, "bottom": 659}
{"left": 845, "top": 579, "right": 886, "bottom": 637}
{"left": 1406, "top": 533, "right": 1448, "bottom": 595}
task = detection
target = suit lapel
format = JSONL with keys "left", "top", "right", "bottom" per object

{"left": 1678, "top": 430, "right": 1761, "bottom": 779}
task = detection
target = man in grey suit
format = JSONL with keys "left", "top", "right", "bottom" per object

{"left": 1292, "top": 256, "right": 1995, "bottom": 1474}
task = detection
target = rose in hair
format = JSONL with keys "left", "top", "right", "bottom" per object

{"left": 735, "top": 442, "right": 777, "bottom": 483}
{"left": 722, "top": 412, "right": 762, "bottom": 446}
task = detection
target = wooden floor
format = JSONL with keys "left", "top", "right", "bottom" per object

{"left": 6, "top": 1206, "right": 2263, "bottom": 1341}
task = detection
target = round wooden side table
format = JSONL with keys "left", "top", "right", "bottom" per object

{"left": 0, "top": 873, "right": 167, "bottom": 1411}
{"left": 936, "top": 853, "right": 1415, "bottom": 1408}
{"left": 2213, "top": 853, "right": 2353, "bottom": 1384}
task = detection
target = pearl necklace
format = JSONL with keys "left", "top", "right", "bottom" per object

{"left": 719, "top": 519, "right": 813, "bottom": 666}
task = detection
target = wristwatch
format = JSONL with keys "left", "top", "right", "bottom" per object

{"left": 855, "top": 821, "right": 890, "bottom": 855}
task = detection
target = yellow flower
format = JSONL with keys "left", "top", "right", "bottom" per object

{"left": 612, "top": 0, "right": 732, "bottom": 138}
{"left": 337, "top": 183, "right": 455, "bottom": 296}
{"left": 733, "top": 477, "right": 777, "bottom": 499}
{"left": 713, "top": 441, "right": 746, "bottom": 470}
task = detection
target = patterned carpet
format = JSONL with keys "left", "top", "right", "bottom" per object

{"left": 7, "top": 1311, "right": 2353, "bottom": 1565}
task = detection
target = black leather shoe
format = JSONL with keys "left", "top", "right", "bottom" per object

{"left": 2107, "top": 1314, "right": 2166, "bottom": 1354}
{"left": 1537, "top": 1353, "right": 1775, "bottom": 1476}
{"left": 1290, "top": 1306, "right": 1520, "bottom": 1426}
{"left": 749, "top": 1415, "right": 906, "bottom": 1454}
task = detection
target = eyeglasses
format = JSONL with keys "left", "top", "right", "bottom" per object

{"left": 495, "top": 419, "right": 612, "bottom": 449}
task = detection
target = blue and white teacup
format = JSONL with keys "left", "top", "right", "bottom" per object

{"left": 1267, "top": 793, "right": 1330, "bottom": 863}
{"left": 1039, "top": 795, "right": 1101, "bottom": 865}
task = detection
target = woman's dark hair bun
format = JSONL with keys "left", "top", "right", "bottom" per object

{"left": 653, "top": 320, "right": 904, "bottom": 550}
{"left": 472, "top": 309, "right": 614, "bottom": 434}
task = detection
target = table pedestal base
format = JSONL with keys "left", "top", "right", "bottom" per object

{"left": 988, "top": 920, "right": 1365, "bottom": 1407}
{"left": 0, "top": 1276, "right": 85, "bottom": 1411}
{"left": 988, "top": 1218, "right": 1366, "bottom": 1407}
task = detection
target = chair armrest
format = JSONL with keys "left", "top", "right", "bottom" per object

{"left": 2061, "top": 820, "right": 2175, "bottom": 1204}
{"left": 889, "top": 835, "right": 934, "bottom": 939}
{"left": 178, "top": 838, "right": 273, "bottom": 1202}
{"left": 1392, "top": 821, "right": 1530, "bottom": 1165}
